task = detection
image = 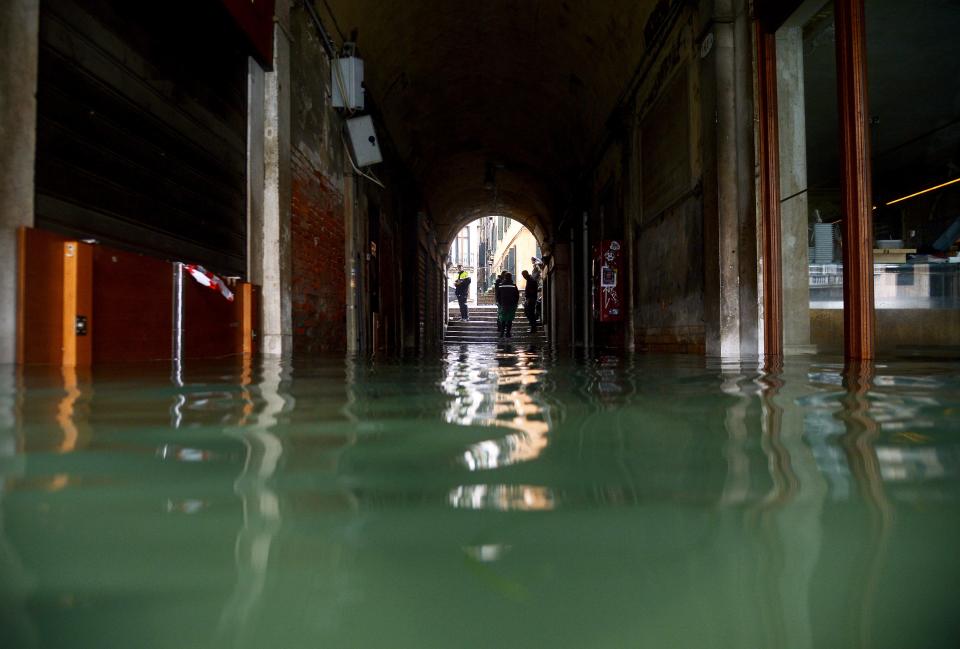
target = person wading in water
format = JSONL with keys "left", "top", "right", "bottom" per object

{"left": 521, "top": 269, "right": 539, "bottom": 334}
{"left": 495, "top": 271, "right": 520, "bottom": 339}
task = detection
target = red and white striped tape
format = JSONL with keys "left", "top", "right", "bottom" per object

{"left": 183, "top": 264, "right": 234, "bottom": 302}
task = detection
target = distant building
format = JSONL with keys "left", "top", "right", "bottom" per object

{"left": 448, "top": 219, "right": 483, "bottom": 304}
{"left": 491, "top": 217, "right": 540, "bottom": 290}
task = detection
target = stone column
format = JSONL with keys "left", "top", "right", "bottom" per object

{"left": 0, "top": 0, "right": 39, "bottom": 364}
{"left": 252, "top": 18, "right": 293, "bottom": 357}
{"left": 343, "top": 171, "right": 358, "bottom": 353}
{"left": 777, "top": 27, "right": 814, "bottom": 354}
{"left": 702, "top": 0, "right": 759, "bottom": 358}
{"left": 549, "top": 242, "right": 573, "bottom": 349}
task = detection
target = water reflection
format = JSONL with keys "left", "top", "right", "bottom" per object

{"left": 0, "top": 365, "right": 37, "bottom": 647}
{"left": 750, "top": 359, "right": 827, "bottom": 649}
{"left": 448, "top": 483, "right": 556, "bottom": 511}
{"left": 0, "top": 352, "right": 958, "bottom": 648}
{"left": 442, "top": 345, "right": 556, "bottom": 510}
{"left": 837, "top": 362, "right": 893, "bottom": 649}
{"left": 218, "top": 356, "right": 288, "bottom": 647}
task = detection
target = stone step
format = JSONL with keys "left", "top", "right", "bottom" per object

{"left": 446, "top": 324, "right": 541, "bottom": 331}
{"left": 444, "top": 330, "right": 547, "bottom": 343}
{"left": 445, "top": 331, "right": 546, "bottom": 337}
{"left": 444, "top": 337, "right": 548, "bottom": 345}
{"left": 445, "top": 329, "right": 544, "bottom": 336}
{"left": 444, "top": 307, "right": 544, "bottom": 344}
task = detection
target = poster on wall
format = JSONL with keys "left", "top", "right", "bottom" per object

{"left": 595, "top": 240, "right": 623, "bottom": 323}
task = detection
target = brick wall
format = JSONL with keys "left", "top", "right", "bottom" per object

{"left": 291, "top": 148, "right": 346, "bottom": 353}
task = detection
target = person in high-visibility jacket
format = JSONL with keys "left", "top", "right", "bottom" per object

{"left": 454, "top": 265, "right": 471, "bottom": 321}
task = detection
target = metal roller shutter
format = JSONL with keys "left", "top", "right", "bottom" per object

{"left": 36, "top": 0, "right": 248, "bottom": 276}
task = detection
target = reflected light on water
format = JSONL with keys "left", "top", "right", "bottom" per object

{"left": 442, "top": 346, "right": 555, "bottom": 509}
{"left": 442, "top": 346, "right": 552, "bottom": 470}
{"left": 463, "top": 543, "right": 512, "bottom": 563}
{"left": 449, "top": 483, "right": 556, "bottom": 511}
{"left": 218, "top": 355, "right": 287, "bottom": 646}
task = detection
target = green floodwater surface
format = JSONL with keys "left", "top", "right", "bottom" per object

{"left": 1, "top": 347, "right": 959, "bottom": 649}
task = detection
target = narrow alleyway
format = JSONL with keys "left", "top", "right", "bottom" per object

{"left": 2, "top": 0, "right": 960, "bottom": 647}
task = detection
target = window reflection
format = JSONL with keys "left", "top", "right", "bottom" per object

{"left": 798, "top": 364, "right": 959, "bottom": 501}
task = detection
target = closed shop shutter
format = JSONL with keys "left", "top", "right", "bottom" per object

{"left": 36, "top": 0, "right": 248, "bottom": 276}
{"left": 417, "top": 244, "right": 428, "bottom": 346}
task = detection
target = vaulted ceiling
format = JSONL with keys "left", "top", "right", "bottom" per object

{"left": 322, "top": 0, "right": 660, "bottom": 244}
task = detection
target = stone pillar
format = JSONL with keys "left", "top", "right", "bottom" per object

{"left": 253, "top": 19, "right": 293, "bottom": 357}
{"left": 343, "top": 171, "right": 358, "bottom": 354}
{"left": 776, "top": 27, "right": 814, "bottom": 354}
{"left": 702, "top": 0, "right": 759, "bottom": 358}
{"left": 0, "top": 0, "right": 39, "bottom": 364}
{"left": 247, "top": 58, "right": 266, "bottom": 286}
{"left": 549, "top": 242, "right": 573, "bottom": 349}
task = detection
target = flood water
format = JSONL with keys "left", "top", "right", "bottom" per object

{"left": 1, "top": 346, "right": 959, "bottom": 648}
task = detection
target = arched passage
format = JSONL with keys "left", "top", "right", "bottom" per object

{"left": 320, "top": 0, "right": 723, "bottom": 353}
{"left": 320, "top": 0, "right": 649, "bottom": 350}
{"left": 445, "top": 214, "right": 548, "bottom": 343}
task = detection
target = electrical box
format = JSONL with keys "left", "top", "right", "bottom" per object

{"left": 331, "top": 56, "right": 364, "bottom": 110}
{"left": 345, "top": 116, "right": 382, "bottom": 167}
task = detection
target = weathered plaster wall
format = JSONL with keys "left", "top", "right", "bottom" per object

{"left": 583, "top": 0, "right": 757, "bottom": 355}
{"left": 635, "top": 200, "right": 706, "bottom": 353}
{"left": 492, "top": 220, "right": 540, "bottom": 291}
{"left": 631, "top": 7, "right": 706, "bottom": 353}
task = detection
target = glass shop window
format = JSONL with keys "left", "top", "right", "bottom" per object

{"left": 867, "top": 0, "right": 960, "bottom": 355}
{"left": 775, "top": 1, "right": 844, "bottom": 353}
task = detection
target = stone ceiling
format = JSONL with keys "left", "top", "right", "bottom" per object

{"left": 322, "top": 0, "right": 660, "bottom": 245}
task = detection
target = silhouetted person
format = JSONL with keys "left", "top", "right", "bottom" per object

{"left": 454, "top": 264, "right": 471, "bottom": 321}
{"left": 521, "top": 269, "right": 539, "bottom": 334}
{"left": 495, "top": 272, "right": 520, "bottom": 338}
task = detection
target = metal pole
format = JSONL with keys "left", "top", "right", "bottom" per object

{"left": 582, "top": 210, "right": 590, "bottom": 348}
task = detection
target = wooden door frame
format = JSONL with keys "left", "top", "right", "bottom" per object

{"left": 753, "top": 0, "right": 875, "bottom": 359}
{"left": 755, "top": 22, "right": 782, "bottom": 358}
